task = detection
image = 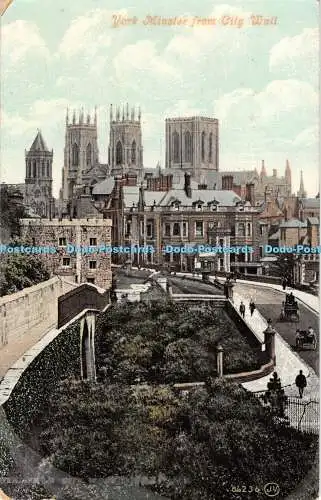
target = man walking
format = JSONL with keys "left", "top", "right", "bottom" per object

{"left": 249, "top": 299, "right": 256, "bottom": 316}
{"left": 295, "top": 370, "right": 307, "bottom": 398}
{"left": 239, "top": 301, "right": 245, "bottom": 318}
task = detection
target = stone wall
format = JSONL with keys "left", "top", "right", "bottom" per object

{"left": 0, "top": 277, "right": 75, "bottom": 349}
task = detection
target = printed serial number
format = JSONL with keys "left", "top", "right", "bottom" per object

{"left": 230, "top": 485, "right": 261, "bottom": 493}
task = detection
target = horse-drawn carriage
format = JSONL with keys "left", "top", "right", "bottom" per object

{"left": 295, "top": 329, "right": 317, "bottom": 350}
{"left": 279, "top": 293, "right": 299, "bottom": 322}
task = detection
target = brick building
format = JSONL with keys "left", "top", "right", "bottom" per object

{"left": 20, "top": 218, "right": 112, "bottom": 289}
{"left": 99, "top": 172, "right": 262, "bottom": 274}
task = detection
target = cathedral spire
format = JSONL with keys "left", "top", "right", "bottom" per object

{"left": 126, "top": 102, "right": 129, "bottom": 120}
{"left": 260, "top": 159, "right": 266, "bottom": 177}
{"left": 110, "top": 104, "right": 113, "bottom": 122}
{"left": 116, "top": 106, "right": 120, "bottom": 121}
{"left": 66, "top": 107, "right": 69, "bottom": 125}
{"left": 72, "top": 110, "right": 76, "bottom": 124}
{"left": 122, "top": 105, "right": 125, "bottom": 121}
{"left": 298, "top": 170, "right": 306, "bottom": 198}
{"left": 79, "top": 108, "right": 84, "bottom": 124}
{"left": 138, "top": 106, "right": 141, "bottom": 121}
{"left": 94, "top": 106, "right": 97, "bottom": 125}
{"left": 131, "top": 106, "right": 135, "bottom": 121}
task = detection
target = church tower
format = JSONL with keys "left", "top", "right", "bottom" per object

{"left": 25, "top": 130, "right": 53, "bottom": 217}
{"left": 61, "top": 108, "right": 99, "bottom": 201}
{"left": 165, "top": 116, "right": 219, "bottom": 181}
{"left": 108, "top": 104, "right": 143, "bottom": 177}
{"left": 285, "top": 159, "right": 292, "bottom": 195}
{"left": 297, "top": 170, "right": 307, "bottom": 198}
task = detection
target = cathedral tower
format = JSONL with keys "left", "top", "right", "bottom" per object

{"left": 165, "top": 116, "right": 219, "bottom": 180}
{"left": 285, "top": 159, "right": 292, "bottom": 195}
{"left": 62, "top": 108, "right": 99, "bottom": 200}
{"left": 108, "top": 104, "right": 143, "bottom": 177}
{"left": 25, "top": 130, "right": 53, "bottom": 217}
{"left": 297, "top": 170, "right": 307, "bottom": 198}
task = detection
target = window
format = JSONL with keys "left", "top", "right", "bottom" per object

{"left": 41, "top": 162, "right": 45, "bottom": 177}
{"left": 184, "top": 131, "right": 192, "bottom": 162}
{"left": 238, "top": 223, "right": 245, "bottom": 237}
{"left": 201, "top": 131, "right": 206, "bottom": 162}
{"left": 86, "top": 143, "right": 92, "bottom": 166}
{"left": 173, "top": 131, "right": 180, "bottom": 163}
{"left": 212, "top": 204, "right": 218, "bottom": 211}
{"left": 89, "top": 238, "right": 97, "bottom": 246}
{"left": 173, "top": 222, "right": 180, "bottom": 236}
{"left": 219, "top": 238, "right": 224, "bottom": 247}
{"left": 126, "top": 222, "right": 131, "bottom": 236}
{"left": 147, "top": 223, "right": 153, "bottom": 238}
{"left": 72, "top": 143, "right": 79, "bottom": 166}
{"left": 116, "top": 141, "right": 123, "bottom": 164}
{"left": 33, "top": 160, "right": 36, "bottom": 177}
{"left": 209, "top": 133, "right": 213, "bottom": 162}
{"left": 247, "top": 223, "right": 252, "bottom": 236}
{"left": 87, "top": 278, "right": 95, "bottom": 284}
{"left": 59, "top": 237, "right": 67, "bottom": 246}
{"left": 164, "top": 224, "right": 170, "bottom": 236}
{"left": 140, "top": 221, "right": 145, "bottom": 236}
{"left": 47, "top": 161, "right": 50, "bottom": 177}
{"left": 219, "top": 258, "right": 224, "bottom": 270}
{"left": 62, "top": 257, "right": 70, "bottom": 267}
{"left": 131, "top": 140, "right": 136, "bottom": 163}
{"left": 89, "top": 261, "right": 97, "bottom": 269}
{"left": 182, "top": 222, "right": 188, "bottom": 237}
{"left": 195, "top": 221, "right": 204, "bottom": 237}
{"left": 32, "top": 238, "right": 36, "bottom": 245}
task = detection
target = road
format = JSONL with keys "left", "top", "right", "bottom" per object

{"left": 234, "top": 282, "right": 319, "bottom": 376}
{"left": 169, "top": 277, "right": 319, "bottom": 376}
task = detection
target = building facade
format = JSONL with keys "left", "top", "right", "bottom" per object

{"left": 20, "top": 218, "right": 112, "bottom": 289}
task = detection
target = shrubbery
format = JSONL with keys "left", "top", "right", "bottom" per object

{"left": 95, "top": 301, "right": 262, "bottom": 383}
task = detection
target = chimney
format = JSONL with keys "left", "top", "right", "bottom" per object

{"left": 273, "top": 169, "right": 277, "bottom": 177}
{"left": 245, "top": 183, "right": 255, "bottom": 205}
{"left": 184, "top": 172, "right": 192, "bottom": 198}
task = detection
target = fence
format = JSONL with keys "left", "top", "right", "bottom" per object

{"left": 253, "top": 391, "right": 319, "bottom": 435}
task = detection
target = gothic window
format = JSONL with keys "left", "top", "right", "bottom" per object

{"left": 27, "top": 161, "right": 31, "bottom": 177}
{"left": 86, "top": 143, "right": 92, "bottom": 166}
{"left": 209, "top": 133, "right": 213, "bottom": 162}
{"left": 131, "top": 140, "right": 136, "bottom": 164}
{"left": 47, "top": 161, "right": 50, "bottom": 177}
{"left": 33, "top": 160, "right": 36, "bottom": 177}
{"left": 116, "top": 141, "right": 123, "bottom": 165}
{"left": 173, "top": 131, "right": 180, "bottom": 163}
{"left": 201, "top": 131, "right": 206, "bottom": 162}
{"left": 238, "top": 223, "right": 245, "bottom": 237}
{"left": 72, "top": 143, "right": 79, "bottom": 166}
{"left": 184, "top": 131, "right": 192, "bottom": 162}
{"left": 41, "top": 161, "right": 45, "bottom": 177}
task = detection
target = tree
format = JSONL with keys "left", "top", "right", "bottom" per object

{"left": 0, "top": 251, "right": 50, "bottom": 296}
{"left": 0, "top": 185, "right": 26, "bottom": 239}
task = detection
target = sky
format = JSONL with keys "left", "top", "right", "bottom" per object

{"left": 1, "top": 0, "right": 319, "bottom": 198}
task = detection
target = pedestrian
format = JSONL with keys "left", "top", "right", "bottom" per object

{"left": 239, "top": 301, "right": 245, "bottom": 318}
{"left": 295, "top": 370, "right": 307, "bottom": 398}
{"left": 282, "top": 278, "right": 287, "bottom": 291}
{"left": 249, "top": 299, "right": 256, "bottom": 316}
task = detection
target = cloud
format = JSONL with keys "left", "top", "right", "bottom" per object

{"left": 2, "top": 20, "right": 49, "bottom": 65}
{"left": 214, "top": 80, "right": 318, "bottom": 127}
{"left": 58, "top": 9, "right": 118, "bottom": 58}
{"left": 293, "top": 125, "right": 319, "bottom": 147}
{"left": 269, "top": 29, "right": 318, "bottom": 84}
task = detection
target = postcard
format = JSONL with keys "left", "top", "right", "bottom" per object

{"left": 0, "top": 1, "right": 319, "bottom": 499}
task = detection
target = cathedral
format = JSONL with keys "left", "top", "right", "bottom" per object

{"left": 18, "top": 105, "right": 301, "bottom": 221}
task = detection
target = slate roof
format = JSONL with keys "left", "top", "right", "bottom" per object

{"left": 300, "top": 198, "right": 320, "bottom": 209}
{"left": 307, "top": 217, "right": 319, "bottom": 225}
{"left": 279, "top": 219, "right": 307, "bottom": 228}
{"left": 29, "top": 131, "right": 49, "bottom": 152}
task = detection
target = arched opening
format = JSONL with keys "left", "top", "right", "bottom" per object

{"left": 209, "top": 133, "right": 213, "bottom": 162}
{"left": 47, "top": 161, "right": 50, "bottom": 177}
{"left": 27, "top": 161, "right": 31, "bottom": 177}
{"left": 131, "top": 140, "right": 136, "bottom": 164}
{"left": 201, "top": 131, "right": 206, "bottom": 162}
{"left": 81, "top": 320, "right": 89, "bottom": 380}
{"left": 173, "top": 131, "right": 179, "bottom": 163}
{"left": 86, "top": 143, "right": 92, "bottom": 166}
{"left": 72, "top": 143, "right": 79, "bottom": 166}
{"left": 41, "top": 161, "right": 45, "bottom": 177}
{"left": 33, "top": 160, "right": 36, "bottom": 177}
{"left": 116, "top": 141, "right": 123, "bottom": 165}
{"left": 184, "top": 131, "right": 192, "bottom": 162}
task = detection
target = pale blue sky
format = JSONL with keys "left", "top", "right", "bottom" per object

{"left": 1, "top": 0, "right": 319, "bottom": 197}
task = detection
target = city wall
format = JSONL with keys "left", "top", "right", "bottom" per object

{"left": 0, "top": 277, "right": 76, "bottom": 349}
